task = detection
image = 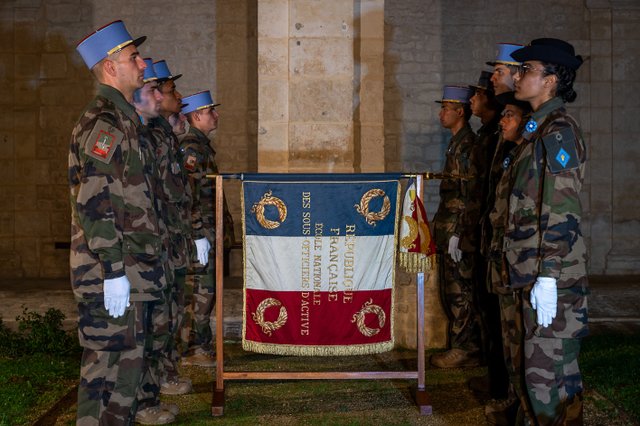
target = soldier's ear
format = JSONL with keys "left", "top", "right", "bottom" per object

{"left": 102, "top": 59, "right": 117, "bottom": 78}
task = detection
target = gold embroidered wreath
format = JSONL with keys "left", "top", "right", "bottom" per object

{"left": 251, "top": 190, "right": 288, "bottom": 230}
{"left": 351, "top": 298, "right": 386, "bottom": 337}
{"left": 252, "top": 298, "right": 288, "bottom": 336}
{"left": 354, "top": 189, "right": 391, "bottom": 226}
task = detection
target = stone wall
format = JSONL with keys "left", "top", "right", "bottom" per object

{"left": 2, "top": 0, "right": 640, "bottom": 347}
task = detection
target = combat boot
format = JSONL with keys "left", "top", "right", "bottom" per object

{"left": 160, "top": 377, "right": 193, "bottom": 395}
{"left": 181, "top": 350, "right": 216, "bottom": 367}
{"left": 430, "top": 348, "right": 481, "bottom": 368}
{"left": 135, "top": 406, "right": 175, "bottom": 425}
{"left": 484, "top": 397, "right": 519, "bottom": 425}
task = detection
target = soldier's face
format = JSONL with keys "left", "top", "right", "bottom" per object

{"left": 135, "top": 82, "right": 164, "bottom": 120}
{"left": 438, "top": 102, "right": 461, "bottom": 129}
{"left": 169, "top": 112, "right": 187, "bottom": 135}
{"left": 499, "top": 105, "right": 524, "bottom": 142}
{"left": 514, "top": 61, "right": 550, "bottom": 104}
{"left": 159, "top": 80, "right": 183, "bottom": 114}
{"left": 112, "top": 45, "right": 146, "bottom": 91}
{"left": 197, "top": 107, "right": 219, "bottom": 134}
{"left": 491, "top": 64, "right": 515, "bottom": 95}
{"left": 470, "top": 89, "right": 488, "bottom": 118}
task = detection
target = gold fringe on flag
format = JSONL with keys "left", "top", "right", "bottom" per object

{"left": 398, "top": 180, "right": 436, "bottom": 273}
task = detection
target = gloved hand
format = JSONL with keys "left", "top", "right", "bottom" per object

{"left": 104, "top": 276, "right": 130, "bottom": 318}
{"left": 530, "top": 277, "right": 557, "bottom": 327}
{"left": 195, "top": 237, "right": 211, "bottom": 266}
{"left": 447, "top": 235, "right": 462, "bottom": 263}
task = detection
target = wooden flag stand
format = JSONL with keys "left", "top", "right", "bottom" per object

{"left": 210, "top": 174, "right": 432, "bottom": 416}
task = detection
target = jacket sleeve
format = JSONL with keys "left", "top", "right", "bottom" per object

{"left": 74, "top": 113, "right": 126, "bottom": 279}
{"left": 536, "top": 119, "right": 586, "bottom": 285}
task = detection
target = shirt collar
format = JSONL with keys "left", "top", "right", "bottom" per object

{"left": 97, "top": 84, "right": 141, "bottom": 126}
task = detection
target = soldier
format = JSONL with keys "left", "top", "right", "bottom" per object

{"left": 431, "top": 85, "right": 484, "bottom": 369}
{"left": 178, "top": 90, "right": 234, "bottom": 367}
{"left": 487, "top": 43, "right": 523, "bottom": 96}
{"left": 506, "top": 38, "right": 587, "bottom": 425}
{"left": 150, "top": 59, "right": 195, "bottom": 395}
{"left": 132, "top": 58, "right": 187, "bottom": 424}
{"left": 70, "top": 21, "right": 169, "bottom": 424}
{"left": 468, "top": 70, "right": 509, "bottom": 402}
{"left": 486, "top": 91, "right": 534, "bottom": 425}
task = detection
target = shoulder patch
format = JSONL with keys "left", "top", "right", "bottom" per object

{"left": 542, "top": 128, "right": 579, "bottom": 173}
{"left": 84, "top": 120, "right": 123, "bottom": 164}
{"left": 185, "top": 153, "right": 198, "bottom": 171}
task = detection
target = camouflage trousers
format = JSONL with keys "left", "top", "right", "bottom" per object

{"left": 523, "top": 334, "right": 583, "bottom": 425}
{"left": 521, "top": 282, "right": 586, "bottom": 426}
{"left": 136, "top": 298, "right": 170, "bottom": 410}
{"left": 76, "top": 301, "right": 157, "bottom": 425}
{"left": 181, "top": 253, "right": 215, "bottom": 356}
{"left": 438, "top": 253, "right": 481, "bottom": 353}
{"left": 162, "top": 267, "right": 186, "bottom": 378}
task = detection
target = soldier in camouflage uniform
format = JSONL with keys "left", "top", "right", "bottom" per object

{"left": 178, "top": 90, "right": 235, "bottom": 367}
{"left": 487, "top": 91, "right": 534, "bottom": 425}
{"left": 431, "top": 85, "right": 484, "bottom": 369}
{"left": 150, "top": 59, "right": 194, "bottom": 395}
{"left": 469, "top": 70, "right": 510, "bottom": 404}
{"left": 70, "top": 22, "right": 170, "bottom": 425}
{"left": 131, "top": 59, "right": 186, "bottom": 424}
{"left": 506, "top": 39, "right": 588, "bottom": 425}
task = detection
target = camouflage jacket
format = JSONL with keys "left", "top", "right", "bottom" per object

{"left": 503, "top": 97, "right": 588, "bottom": 291}
{"left": 178, "top": 127, "right": 235, "bottom": 248}
{"left": 476, "top": 119, "right": 504, "bottom": 257}
{"left": 69, "top": 84, "right": 166, "bottom": 303}
{"left": 150, "top": 116, "right": 194, "bottom": 270}
{"left": 433, "top": 123, "right": 482, "bottom": 252}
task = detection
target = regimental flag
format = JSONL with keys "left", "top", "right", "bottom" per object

{"left": 242, "top": 175, "right": 401, "bottom": 356}
{"left": 398, "top": 180, "right": 436, "bottom": 273}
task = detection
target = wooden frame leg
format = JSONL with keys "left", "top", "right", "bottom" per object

{"left": 211, "top": 381, "right": 225, "bottom": 416}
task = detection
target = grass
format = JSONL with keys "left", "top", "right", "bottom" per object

{"left": 0, "top": 353, "right": 78, "bottom": 425}
{"left": 580, "top": 330, "right": 640, "bottom": 423}
{"left": 2, "top": 308, "right": 639, "bottom": 425}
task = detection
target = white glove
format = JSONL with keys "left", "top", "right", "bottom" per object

{"left": 530, "top": 277, "right": 557, "bottom": 327}
{"left": 447, "top": 235, "right": 462, "bottom": 263}
{"left": 104, "top": 276, "right": 130, "bottom": 318}
{"left": 195, "top": 237, "right": 211, "bottom": 266}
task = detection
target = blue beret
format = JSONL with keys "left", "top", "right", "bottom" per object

{"left": 486, "top": 43, "right": 523, "bottom": 66}
{"left": 181, "top": 91, "right": 220, "bottom": 115}
{"left": 76, "top": 20, "right": 146, "bottom": 69}
{"left": 142, "top": 58, "right": 158, "bottom": 82}
{"left": 153, "top": 60, "right": 182, "bottom": 81}
{"left": 435, "top": 85, "right": 473, "bottom": 104}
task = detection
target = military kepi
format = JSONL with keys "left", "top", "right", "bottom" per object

{"left": 153, "top": 60, "right": 182, "bottom": 81}
{"left": 181, "top": 91, "right": 220, "bottom": 114}
{"left": 486, "top": 42, "right": 523, "bottom": 66}
{"left": 470, "top": 71, "right": 493, "bottom": 92}
{"left": 511, "top": 38, "right": 583, "bottom": 71}
{"left": 142, "top": 58, "right": 157, "bottom": 83}
{"left": 436, "top": 85, "right": 473, "bottom": 104}
{"left": 76, "top": 20, "right": 146, "bottom": 69}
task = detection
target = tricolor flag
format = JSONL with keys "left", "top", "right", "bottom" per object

{"left": 241, "top": 175, "right": 401, "bottom": 356}
{"left": 398, "top": 180, "right": 436, "bottom": 273}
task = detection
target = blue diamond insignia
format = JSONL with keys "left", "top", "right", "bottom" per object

{"left": 525, "top": 119, "right": 538, "bottom": 132}
{"left": 556, "top": 148, "right": 570, "bottom": 167}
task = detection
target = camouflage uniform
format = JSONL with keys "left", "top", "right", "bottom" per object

{"left": 69, "top": 84, "right": 166, "bottom": 424}
{"left": 503, "top": 97, "right": 588, "bottom": 425}
{"left": 150, "top": 116, "right": 194, "bottom": 376}
{"left": 433, "top": 123, "right": 483, "bottom": 353}
{"left": 475, "top": 118, "right": 510, "bottom": 398}
{"left": 178, "top": 126, "right": 234, "bottom": 356}
{"left": 489, "top": 140, "right": 534, "bottom": 422}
